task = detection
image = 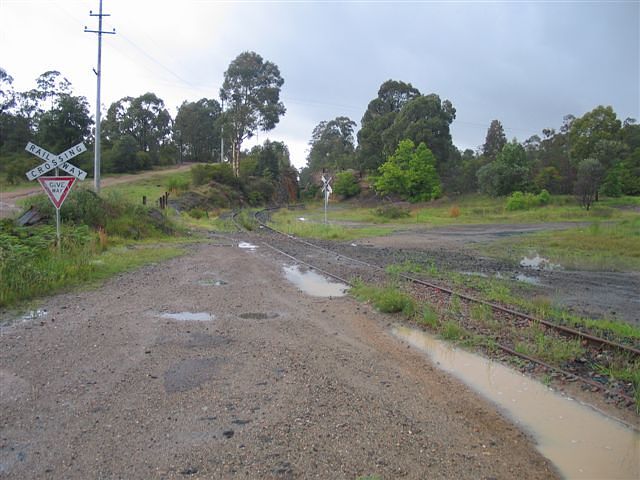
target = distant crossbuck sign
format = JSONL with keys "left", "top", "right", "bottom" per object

{"left": 25, "top": 142, "right": 88, "bottom": 181}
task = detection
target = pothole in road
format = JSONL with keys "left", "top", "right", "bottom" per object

{"left": 160, "top": 312, "right": 215, "bottom": 322}
{"left": 283, "top": 265, "right": 349, "bottom": 297}
{"left": 239, "top": 312, "right": 279, "bottom": 320}
{"left": 392, "top": 325, "right": 639, "bottom": 480}
{"left": 164, "top": 358, "right": 218, "bottom": 393}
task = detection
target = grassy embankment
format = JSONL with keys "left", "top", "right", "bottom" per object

{"left": 1, "top": 170, "right": 208, "bottom": 312}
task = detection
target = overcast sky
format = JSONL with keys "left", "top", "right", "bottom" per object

{"left": 2, "top": 0, "right": 638, "bottom": 169}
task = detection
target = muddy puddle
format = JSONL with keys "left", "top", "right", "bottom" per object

{"left": 392, "top": 325, "right": 639, "bottom": 480}
{"left": 238, "top": 242, "right": 258, "bottom": 251}
{"left": 161, "top": 312, "right": 215, "bottom": 322}
{"left": 283, "top": 265, "right": 349, "bottom": 297}
{"left": 515, "top": 274, "right": 541, "bottom": 285}
{"left": 520, "top": 254, "right": 561, "bottom": 271}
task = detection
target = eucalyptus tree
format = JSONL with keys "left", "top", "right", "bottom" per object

{"left": 103, "top": 92, "right": 172, "bottom": 165}
{"left": 219, "top": 51, "right": 285, "bottom": 176}
{"left": 174, "top": 98, "right": 221, "bottom": 163}
{"left": 306, "top": 116, "right": 357, "bottom": 173}
{"left": 357, "top": 80, "right": 420, "bottom": 172}
{"left": 37, "top": 93, "right": 93, "bottom": 153}
{"left": 383, "top": 93, "right": 456, "bottom": 173}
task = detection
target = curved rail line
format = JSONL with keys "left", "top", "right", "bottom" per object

{"left": 244, "top": 207, "right": 639, "bottom": 405}
{"left": 253, "top": 207, "right": 639, "bottom": 356}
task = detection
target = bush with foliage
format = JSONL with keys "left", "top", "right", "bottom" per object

{"left": 375, "top": 139, "right": 441, "bottom": 202}
{"left": 505, "top": 189, "right": 551, "bottom": 211}
{"left": 333, "top": 171, "right": 361, "bottom": 198}
{"left": 477, "top": 141, "right": 532, "bottom": 196}
{"left": 28, "top": 189, "right": 173, "bottom": 238}
{"left": 191, "top": 163, "right": 240, "bottom": 188}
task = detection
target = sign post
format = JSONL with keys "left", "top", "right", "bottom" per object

{"left": 321, "top": 175, "right": 332, "bottom": 225}
{"left": 24, "top": 142, "right": 87, "bottom": 246}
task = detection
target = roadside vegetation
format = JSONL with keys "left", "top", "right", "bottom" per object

{"left": 0, "top": 189, "right": 187, "bottom": 311}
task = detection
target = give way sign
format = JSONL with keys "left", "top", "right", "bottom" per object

{"left": 38, "top": 176, "right": 76, "bottom": 209}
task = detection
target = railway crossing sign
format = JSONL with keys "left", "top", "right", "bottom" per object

{"left": 23, "top": 141, "right": 88, "bottom": 245}
{"left": 37, "top": 177, "right": 77, "bottom": 209}
{"left": 321, "top": 175, "right": 332, "bottom": 224}
{"left": 25, "top": 142, "right": 88, "bottom": 181}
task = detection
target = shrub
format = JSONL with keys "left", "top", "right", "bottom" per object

{"left": 191, "top": 163, "right": 240, "bottom": 188}
{"left": 374, "top": 204, "right": 411, "bottom": 219}
{"left": 449, "top": 205, "right": 461, "bottom": 218}
{"left": 505, "top": 190, "right": 551, "bottom": 211}
{"left": 537, "top": 189, "right": 551, "bottom": 205}
{"left": 188, "top": 208, "right": 207, "bottom": 219}
{"left": 333, "top": 171, "right": 361, "bottom": 198}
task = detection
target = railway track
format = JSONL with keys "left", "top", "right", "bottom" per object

{"left": 231, "top": 207, "right": 639, "bottom": 407}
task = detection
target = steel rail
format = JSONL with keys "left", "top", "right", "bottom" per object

{"left": 251, "top": 208, "right": 636, "bottom": 405}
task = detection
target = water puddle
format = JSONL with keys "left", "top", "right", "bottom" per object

{"left": 459, "top": 271, "right": 489, "bottom": 278}
{"left": 515, "top": 274, "right": 541, "bottom": 285}
{"left": 283, "top": 265, "right": 349, "bottom": 297}
{"left": 161, "top": 312, "right": 214, "bottom": 322}
{"left": 197, "top": 279, "right": 228, "bottom": 287}
{"left": 21, "top": 309, "right": 48, "bottom": 321}
{"left": 392, "top": 325, "right": 639, "bottom": 479}
{"left": 520, "top": 254, "right": 561, "bottom": 271}
{"left": 238, "top": 242, "right": 258, "bottom": 251}
{"left": 239, "top": 312, "right": 279, "bottom": 320}
{"left": 298, "top": 217, "right": 306, "bottom": 221}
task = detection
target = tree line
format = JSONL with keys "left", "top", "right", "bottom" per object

{"left": 1, "top": 56, "right": 638, "bottom": 207}
{"left": 302, "top": 80, "right": 639, "bottom": 206}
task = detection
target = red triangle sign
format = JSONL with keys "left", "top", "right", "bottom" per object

{"left": 38, "top": 176, "right": 76, "bottom": 209}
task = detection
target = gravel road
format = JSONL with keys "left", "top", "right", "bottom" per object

{"left": 0, "top": 240, "right": 559, "bottom": 479}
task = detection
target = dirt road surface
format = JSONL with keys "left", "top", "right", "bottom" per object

{"left": 0, "top": 239, "right": 558, "bottom": 479}
{"left": 0, "top": 164, "right": 194, "bottom": 219}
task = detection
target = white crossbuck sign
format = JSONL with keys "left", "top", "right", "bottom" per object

{"left": 24, "top": 142, "right": 88, "bottom": 181}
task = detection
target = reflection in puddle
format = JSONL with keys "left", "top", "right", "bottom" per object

{"left": 392, "top": 326, "right": 639, "bottom": 480}
{"left": 520, "top": 254, "right": 561, "bottom": 271}
{"left": 161, "top": 312, "right": 214, "bottom": 322}
{"left": 283, "top": 265, "right": 349, "bottom": 297}
{"left": 515, "top": 274, "right": 541, "bottom": 285}
{"left": 238, "top": 242, "right": 258, "bottom": 250}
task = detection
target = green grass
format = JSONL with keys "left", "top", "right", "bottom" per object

{"left": 179, "top": 212, "right": 239, "bottom": 232}
{"left": 280, "top": 195, "right": 637, "bottom": 230}
{"left": 0, "top": 226, "right": 186, "bottom": 309}
{"left": 350, "top": 280, "right": 415, "bottom": 315}
{"left": 440, "top": 320, "right": 470, "bottom": 341}
{"left": 482, "top": 217, "right": 640, "bottom": 272}
{"left": 102, "top": 170, "right": 192, "bottom": 205}
{"left": 271, "top": 213, "right": 394, "bottom": 241}
{"left": 420, "top": 304, "right": 439, "bottom": 328}
{"left": 515, "top": 325, "right": 585, "bottom": 364}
